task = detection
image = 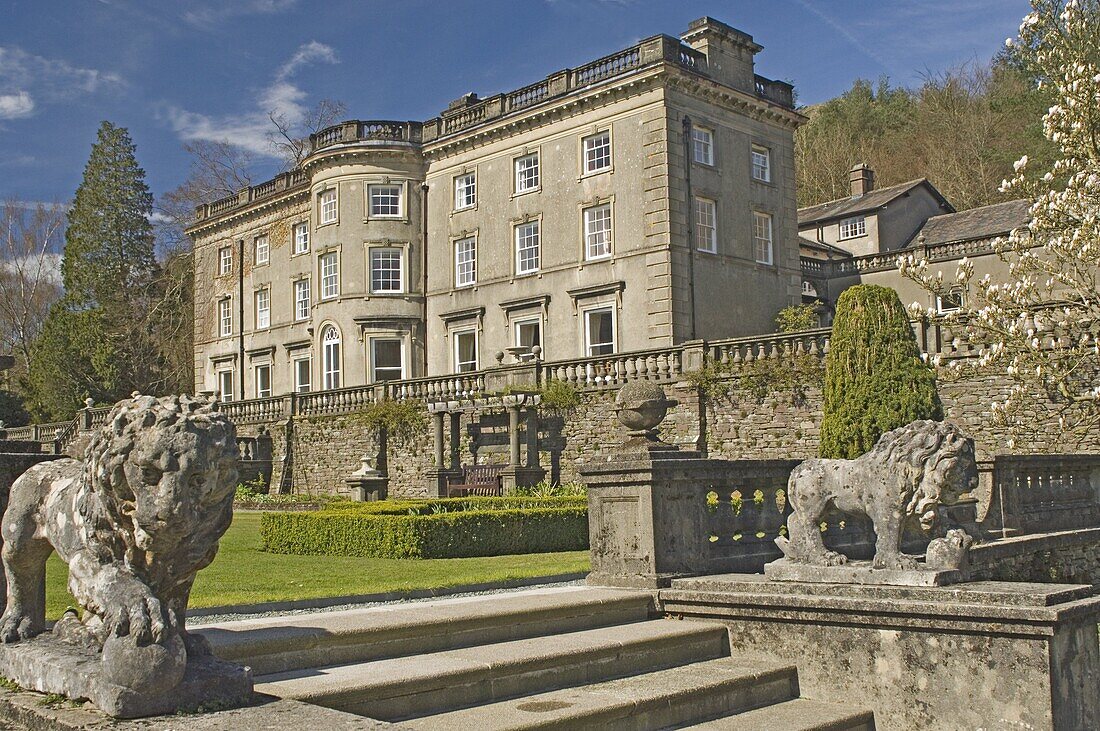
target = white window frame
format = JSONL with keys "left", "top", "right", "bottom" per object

{"left": 694, "top": 197, "right": 717, "bottom": 253}
{"left": 319, "top": 252, "right": 339, "bottom": 300}
{"left": 218, "top": 298, "right": 232, "bottom": 337}
{"left": 369, "top": 247, "right": 404, "bottom": 294}
{"left": 839, "top": 216, "right": 866, "bottom": 240}
{"left": 255, "top": 288, "right": 270, "bottom": 330}
{"left": 514, "top": 152, "right": 539, "bottom": 194}
{"left": 369, "top": 337, "right": 405, "bottom": 382}
{"left": 368, "top": 183, "right": 404, "bottom": 219}
{"left": 218, "top": 246, "right": 232, "bottom": 275}
{"left": 217, "top": 369, "right": 234, "bottom": 403}
{"left": 582, "top": 130, "right": 612, "bottom": 175}
{"left": 692, "top": 126, "right": 714, "bottom": 166}
{"left": 583, "top": 306, "right": 616, "bottom": 357}
{"left": 453, "top": 328, "right": 478, "bottom": 373}
{"left": 751, "top": 145, "right": 771, "bottom": 182}
{"left": 454, "top": 172, "right": 476, "bottom": 211}
{"left": 513, "top": 316, "right": 542, "bottom": 352}
{"left": 937, "top": 289, "right": 965, "bottom": 314}
{"left": 294, "top": 278, "right": 310, "bottom": 321}
{"left": 254, "top": 234, "right": 269, "bottom": 266}
{"left": 255, "top": 364, "right": 272, "bottom": 399}
{"left": 454, "top": 236, "right": 476, "bottom": 288}
{"left": 753, "top": 211, "right": 774, "bottom": 265}
{"left": 293, "top": 222, "right": 310, "bottom": 255}
{"left": 321, "top": 325, "right": 341, "bottom": 390}
{"left": 583, "top": 203, "right": 612, "bottom": 260}
{"left": 515, "top": 220, "right": 540, "bottom": 275}
{"left": 293, "top": 357, "right": 312, "bottom": 393}
{"left": 319, "top": 188, "right": 337, "bottom": 225}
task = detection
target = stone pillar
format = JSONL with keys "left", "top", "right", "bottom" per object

{"left": 499, "top": 394, "right": 545, "bottom": 492}
{"left": 524, "top": 407, "right": 539, "bottom": 468}
{"left": 448, "top": 411, "right": 462, "bottom": 471}
{"left": 425, "top": 403, "right": 460, "bottom": 498}
{"left": 432, "top": 409, "right": 445, "bottom": 469}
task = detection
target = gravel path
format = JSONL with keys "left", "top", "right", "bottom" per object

{"left": 188, "top": 578, "right": 586, "bottom": 625}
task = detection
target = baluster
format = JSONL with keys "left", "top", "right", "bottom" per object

{"left": 670, "top": 350, "right": 682, "bottom": 378}
{"left": 657, "top": 353, "right": 670, "bottom": 380}
{"left": 624, "top": 355, "right": 637, "bottom": 382}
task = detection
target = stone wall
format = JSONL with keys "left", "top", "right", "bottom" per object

{"left": 238, "top": 366, "right": 1100, "bottom": 498}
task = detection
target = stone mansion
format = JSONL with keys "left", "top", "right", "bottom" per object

{"left": 187, "top": 17, "right": 805, "bottom": 400}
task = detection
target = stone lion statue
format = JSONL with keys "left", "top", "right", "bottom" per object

{"left": 0, "top": 394, "right": 238, "bottom": 695}
{"left": 777, "top": 420, "right": 978, "bottom": 570}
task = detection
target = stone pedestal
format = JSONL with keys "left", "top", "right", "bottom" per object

{"left": 0, "top": 633, "right": 252, "bottom": 719}
{"left": 764, "top": 558, "right": 965, "bottom": 587}
{"left": 345, "top": 456, "right": 388, "bottom": 501}
{"left": 659, "top": 574, "right": 1100, "bottom": 731}
{"left": 425, "top": 468, "right": 461, "bottom": 498}
{"left": 499, "top": 465, "right": 545, "bottom": 492}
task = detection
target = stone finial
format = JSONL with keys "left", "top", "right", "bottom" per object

{"left": 614, "top": 381, "right": 679, "bottom": 448}
{"left": 494, "top": 350, "right": 505, "bottom": 365}
{"left": 531, "top": 345, "right": 542, "bottom": 361}
{"left": 84, "top": 398, "right": 95, "bottom": 409}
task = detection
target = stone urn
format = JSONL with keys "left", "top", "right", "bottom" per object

{"left": 615, "top": 382, "right": 678, "bottom": 440}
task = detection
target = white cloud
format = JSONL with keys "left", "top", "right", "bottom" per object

{"left": 183, "top": 0, "right": 299, "bottom": 26}
{"left": 0, "top": 92, "right": 34, "bottom": 120}
{"left": 162, "top": 41, "right": 339, "bottom": 157}
{"left": 0, "top": 47, "right": 123, "bottom": 120}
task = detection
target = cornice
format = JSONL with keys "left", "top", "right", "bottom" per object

{"left": 666, "top": 73, "right": 806, "bottom": 130}
{"left": 186, "top": 188, "right": 309, "bottom": 241}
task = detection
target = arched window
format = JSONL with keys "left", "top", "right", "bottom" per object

{"left": 322, "top": 325, "right": 341, "bottom": 390}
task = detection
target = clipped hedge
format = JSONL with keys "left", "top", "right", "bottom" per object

{"left": 321, "top": 495, "right": 586, "bottom": 516}
{"left": 260, "top": 505, "right": 589, "bottom": 559}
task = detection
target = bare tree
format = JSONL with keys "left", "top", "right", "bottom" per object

{"left": 0, "top": 200, "right": 64, "bottom": 366}
{"left": 267, "top": 98, "right": 347, "bottom": 170}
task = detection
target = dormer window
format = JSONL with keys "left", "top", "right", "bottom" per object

{"left": 839, "top": 216, "right": 866, "bottom": 240}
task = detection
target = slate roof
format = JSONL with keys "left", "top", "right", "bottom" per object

{"left": 907, "top": 199, "right": 1031, "bottom": 247}
{"left": 798, "top": 236, "right": 852, "bottom": 257}
{"left": 797, "top": 179, "right": 952, "bottom": 227}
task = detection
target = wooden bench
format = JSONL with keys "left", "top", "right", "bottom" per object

{"left": 447, "top": 464, "right": 505, "bottom": 497}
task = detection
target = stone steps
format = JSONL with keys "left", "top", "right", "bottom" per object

{"left": 253, "top": 617, "right": 730, "bottom": 719}
{"left": 679, "top": 698, "right": 876, "bottom": 730}
{"left": 202, "top": 586, "right": 654, "bottom": 676}
{"left": 396, "top": 657, "right": 800, "bottom": 731}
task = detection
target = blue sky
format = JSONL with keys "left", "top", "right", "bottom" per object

{"left": 0, "top": 0, "right": 1030, "bottom": 208}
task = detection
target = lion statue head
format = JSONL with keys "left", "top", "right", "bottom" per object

{"left": 871, "top": 419, "right": 978, "bottom": 532}
{"left": 82, "top": 394, "right": 238, "bottom": 561}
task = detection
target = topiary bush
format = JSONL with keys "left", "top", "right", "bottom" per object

{"left": 819, "top": 284, "right": 943, "bottom": 459}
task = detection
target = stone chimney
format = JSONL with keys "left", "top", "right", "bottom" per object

{"left": 850, "top": 164, "right": 874, "bottom": 197}
{"left": 681, "top": 17, "right": 762, "bottom": 94}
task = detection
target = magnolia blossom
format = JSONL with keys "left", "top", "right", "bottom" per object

{"left": 901, "top": 0, "right": 1100, "bottom": 445}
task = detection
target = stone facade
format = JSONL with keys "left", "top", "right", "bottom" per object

{"left": 186, "top": 18, "right": 804, "bottom": 400}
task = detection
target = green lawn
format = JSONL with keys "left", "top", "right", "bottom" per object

{"left": 45, "top": 512, "right": 590, "bottom": 619}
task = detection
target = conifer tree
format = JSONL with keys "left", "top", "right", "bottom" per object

{"left": 27, "top": 122, "right": 161, "bottom": 418}
{"left": 819, "top": 285, "right": 943, "bottom": 458}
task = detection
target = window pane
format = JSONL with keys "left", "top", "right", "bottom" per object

{"left": 692, "top": 128, "right": 713, "bottom": 165}
{"left": 454, "top": 173, "right": 476, "bottom": 209}
{"left": 256, "top": 365, "right": 271, "bottom": 398}
{"left": 294, "top": 279, "right": 310, "bottom": 320}
{"left": 370, "top": 248, "right": 403, "bottom": 292}
{"left": 584, "top": 204, "right": 612, "bottom": 259}
{"left": 584, "top": 131, "right": 611, "bottom": 173}
{"left": 294, "top": 223, "right": 310, "bottom": 254}
{"left": 254, "top": 235, "right": 269, "bottom": 265}
{"left": 322, "top": 327, "right": 341, "bottom": 389}
{"left": 255, "top": 289, "right": 270, "bottom": 329}
{"left": 455, "top": 237, "right": 476, "bottom": 286}
{"left": 370, "top": 185, "right": 402, "bottom": 217}
{"left": 839, "top": 216, "right": 866, "bottom": 239}
{"left": 695, "top": 198, "right": 717, "bottom": 252}
{"left": 219, "top": 247, "right": 231, "bottom": 275}
{"left": 294, "top": 359, "right": 311, "bottom": 393}
{"left": 752, "top": 146, "right": 771, "bottom": 182}
{"left": 753, "top": 212, "right": 773, "bottom": 264}
{"left": 586, "top": 309, "right": 614, "bottom": 356}
{"left": 515, "top": 320, "right": 541, "bottom": 349}
{"left": 515, "top": 154, "right": 539, "bottom": 192}
{"left": 515, "top": 221, "right": 540, "bottom": 273}
{"left": 320, "top": 253, "right": 339, "bottom": 299}
{"left": 455, "top": 331, "right": 477, "bottom": 372}
{"left": 372, "top": 339, "right": 403, "bottom": 381}
{"left": 320, "top": 189, "right": 337, "bottom": 223}
{"left": 219, "top": 299, "right": 231, "bottom": 336}
{"left": 218, "top": 371, "right": 234, "bottom": 402}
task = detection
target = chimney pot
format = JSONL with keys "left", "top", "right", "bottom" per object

{"left": 850, "top": 163, "right": 874, "bottom": 197}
